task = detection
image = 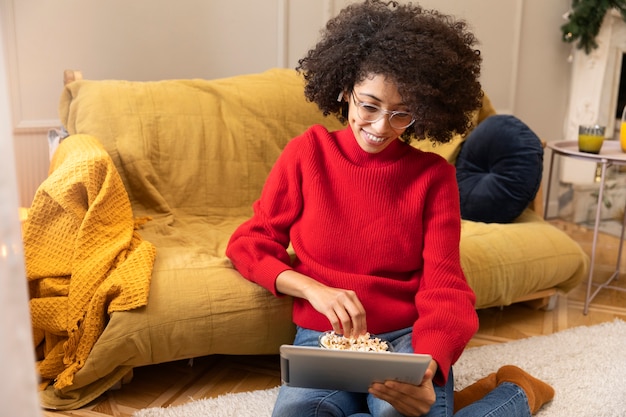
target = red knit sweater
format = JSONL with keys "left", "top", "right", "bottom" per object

{"left": 226, "top": 125, "right": 477, "bottom": 383}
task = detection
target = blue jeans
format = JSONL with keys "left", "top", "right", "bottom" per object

{"left": 272, "top": 327, "right": 531, "bottom": 417}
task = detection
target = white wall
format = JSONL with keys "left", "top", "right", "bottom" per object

{"left": 0, "top": 11, "right": 42, "bottom": 417}
{"left": 2, "top": 0, "right": 573, "bottom": 206}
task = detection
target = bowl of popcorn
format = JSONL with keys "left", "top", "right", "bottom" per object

{"left": 318, "top": 331, "right": 393, "bottom": 352}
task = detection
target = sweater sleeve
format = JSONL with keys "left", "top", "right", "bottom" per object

{"left": 412, "top": 162, "right": 478, "bottom": 385}
{"left": 226, "top": 135, "right": 306, "bottom": 295}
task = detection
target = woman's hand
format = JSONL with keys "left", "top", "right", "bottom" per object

{"left": 305, "top": 283, "right": 367, "bottom": 338}
{"left": 275, "top": 270, "right": 366, "bottom": 337}
{"left": 368, "top": 360, "right": 438, "bottom": 416}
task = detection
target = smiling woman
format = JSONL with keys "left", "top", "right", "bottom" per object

{"left": 225, "top": 1, "right": 554, "bottom": 416}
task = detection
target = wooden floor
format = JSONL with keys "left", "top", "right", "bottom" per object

{"left": 43, "top": 219, "right": 626, "bottom": 417}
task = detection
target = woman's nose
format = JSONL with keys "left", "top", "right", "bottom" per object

{"left": 371, "top": 114, "right": 394, "bottom": 131}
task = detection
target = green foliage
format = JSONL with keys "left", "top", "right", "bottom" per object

{"left": 561, "top": 0, "right": 626, "bottom": 54}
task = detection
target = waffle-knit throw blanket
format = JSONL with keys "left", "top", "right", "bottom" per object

{"left": 24, "top": 134, "right": 156, "bottom": 391}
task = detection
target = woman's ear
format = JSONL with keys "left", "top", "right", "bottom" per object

{"left": 337, "top": 90, "right": 345, "bottom": 102}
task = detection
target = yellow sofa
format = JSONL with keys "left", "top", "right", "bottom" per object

{"left": 30, "top": 68, "right": 587, "bottom": 409}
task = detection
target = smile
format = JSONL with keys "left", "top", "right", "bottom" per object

{"left": 363, "top": 130, "right": 387, "bottom": 144}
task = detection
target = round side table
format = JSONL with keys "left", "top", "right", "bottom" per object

{"left": 544, "top": 140, "right": 626, "bottom": 314}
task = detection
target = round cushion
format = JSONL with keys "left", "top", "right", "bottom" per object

{"left": 456, "top": 115, "right": 543, "bottom": 223}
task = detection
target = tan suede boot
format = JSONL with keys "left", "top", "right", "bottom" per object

{"left": 453, "top": 373, "right": 497, "bottom": 412}
{"left": 496, "top": 365, "right": 555, "bottom": 414}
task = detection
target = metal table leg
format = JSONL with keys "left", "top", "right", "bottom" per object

{"left": 583, "top": 161, "right": 606, "bottom": 314}
{"left": 583, "top": 161, "right": 626, "bottom": 314}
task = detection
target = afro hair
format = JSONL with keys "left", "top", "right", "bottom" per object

{"left": 297, "top": 0, "right": 483, "bottom": 144}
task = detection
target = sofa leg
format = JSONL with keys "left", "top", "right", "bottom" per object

{"left": 523, "top": 293, "right": 559, "bottom": 311}
{"left": 110, "top": 369, "right": 134, "bottom": 390}
{"left": 544, "top": 293, "right": 559, "bottom": 311}
{"left": 509, "top": 288, "right": 559, "bottom": 311}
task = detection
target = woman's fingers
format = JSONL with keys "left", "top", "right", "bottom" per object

{"left": 331, "top": 290, "right": 366, "bottom": 338}
{"left": 275, "top": 271, "right": 367, "bottom": 336}
{"left": 305, "top": 285, "right": 367, "bottom": 337}
{"left": 369, "top": 370, "right": 437, "bottom": 416}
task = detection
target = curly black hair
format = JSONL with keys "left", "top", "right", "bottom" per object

{"left": 296, "top": 0, "right": 483, "bottom": 144}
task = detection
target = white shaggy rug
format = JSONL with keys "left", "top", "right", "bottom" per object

{"left": 133, "top": 320, "right": 626, "bottom": 417}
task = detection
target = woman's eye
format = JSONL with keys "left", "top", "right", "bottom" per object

{"left": 395, "top": 112, "right": 412, "bottom": 120}
{"left": 361, "top": 104, "right": 379, "bottom": 113}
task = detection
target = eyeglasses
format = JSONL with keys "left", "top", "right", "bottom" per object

{"left": 351, "top": 92, "right": 415, "bottom": 130}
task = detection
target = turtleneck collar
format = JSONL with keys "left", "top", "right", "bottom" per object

{"left": 333, "top": 126, "right": 410, "bottom": 167}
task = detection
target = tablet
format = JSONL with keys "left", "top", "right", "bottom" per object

{"left": 279, "top": 344, "right": 432, "bottom": 393}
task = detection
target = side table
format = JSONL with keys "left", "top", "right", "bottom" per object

{"left": 544, "top": 140, "right": 626, "bottom": 314}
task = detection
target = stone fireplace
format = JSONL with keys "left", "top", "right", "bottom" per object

{"left": 557, "top": 9, "right": 626, "bottom": 224}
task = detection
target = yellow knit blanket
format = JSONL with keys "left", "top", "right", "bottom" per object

{"left": 24, "top": 134, "right": 156, "bottom": 391}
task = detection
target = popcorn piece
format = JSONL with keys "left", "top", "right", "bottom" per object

{"left": 319, "top": 331, "right": 390, "bottom": 352}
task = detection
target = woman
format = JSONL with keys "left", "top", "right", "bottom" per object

{"left": 226, "top": 1, "right": 553, "bottom": 415}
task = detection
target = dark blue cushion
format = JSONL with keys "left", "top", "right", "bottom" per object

{"left": 456, "top": 115, "right": 543, "bottom": 223}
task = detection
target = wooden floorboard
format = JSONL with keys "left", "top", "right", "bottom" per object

{"left": 42, "top": 219, "right": 626, "bottom": 416}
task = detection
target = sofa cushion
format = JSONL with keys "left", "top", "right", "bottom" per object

{"left": 455, "top": 114, "right": 543, "bottom": 223}
{"left": 59, "top": 69, "right": 345, "bottom": 219}
{"left": 460, "top": 209, "right": 587, "bottom": 307}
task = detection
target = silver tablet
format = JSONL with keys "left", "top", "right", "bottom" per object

{"left": 279, "top": 344, "right": 432, "bottom": 393}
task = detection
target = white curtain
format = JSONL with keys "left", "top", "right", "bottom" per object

{"left": 0, "top": 16, "right": 41, "bottom": 417}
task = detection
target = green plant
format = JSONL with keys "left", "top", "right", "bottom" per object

{"left": 561, "top": 0, "right": 626, "bottom": 54}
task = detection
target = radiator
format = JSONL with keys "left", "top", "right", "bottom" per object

{"left": 13, "top": 130, "right": 50, "bottom": 208}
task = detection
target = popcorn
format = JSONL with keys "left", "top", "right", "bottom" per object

{"left": 319, "top": 331, "right": 390, "bottom": 352}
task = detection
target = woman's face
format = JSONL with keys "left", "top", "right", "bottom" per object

{"left": 347, "top": 74, "right": 410, "bottom": 154}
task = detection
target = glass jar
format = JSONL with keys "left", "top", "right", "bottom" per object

{"left": 578, "top": 124, "right": 605, "bottom": 154}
